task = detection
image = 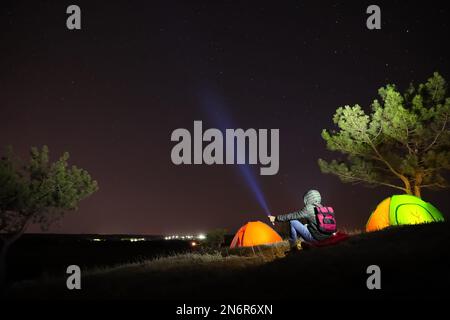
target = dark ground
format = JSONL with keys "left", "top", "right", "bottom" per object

{"left": 5, "top": 222, "right": 450, "bottom": 300}
{"left": 5, "top": 234, "right": 195, "bottom": 284}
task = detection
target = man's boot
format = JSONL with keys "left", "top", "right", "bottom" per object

{"left": 286, "top": 239, "right": 302, "bottom": 255}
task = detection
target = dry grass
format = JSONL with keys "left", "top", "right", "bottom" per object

{"left": 11, "top": 252, "right": 266, "bottom": 293}
{"left": 222, "top": 240, "right": 290, "bottom": 259}
{"left": 86, "top": 252, "right": 266, "bottom": 276}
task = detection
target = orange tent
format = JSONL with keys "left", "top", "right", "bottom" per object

{"left": 366, "top": 197, "right": 391, "bottom": 231}
{"left": 230, "top": 221, "right": 283, "bottom": 248}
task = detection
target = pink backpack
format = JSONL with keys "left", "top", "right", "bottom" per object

{"left": 314, "top": 206, "right": 337, "bottom": 234}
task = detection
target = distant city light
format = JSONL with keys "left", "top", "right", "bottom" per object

{"left": 120, "top": 238, "right": 145, "bottom": 242}
{"left": 197, "top": 234, "right": 206, "bottom": 240}
{"left": 163, "top": 233, "right": 207, "bottom": 241}
{"left": 191, "top": 241, "right": 197, "bottom": 247}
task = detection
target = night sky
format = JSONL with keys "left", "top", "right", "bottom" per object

{"left": 1, "top": 1, "right": 449, "bottom": 235}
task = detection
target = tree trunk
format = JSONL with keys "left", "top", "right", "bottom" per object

{"left": 404, "top": 181, "right": 412, "bottom": 195}
{"left": 414, "top": 186, "right": 421, "bottom": 198}
{"left": 398, "top": 174, "right": 412, "bottom": 195}
{"left": 414, "top": 172, "right": 423, "bottom": 198}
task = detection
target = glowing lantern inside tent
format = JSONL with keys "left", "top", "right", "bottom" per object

{"left": 366, "top": 194, "right": 444, "bottom": 232}
{"left": 230, "top": 221, "right": 283, "bottom": 248}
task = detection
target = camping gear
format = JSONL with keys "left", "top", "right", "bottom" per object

{"left": 230, "top": 221, "right": 283, "bottom": 248}
{"left": 300, "top": 232, "right": 349, "bottom": 250}
{"left": 314, "top": 206, "right": 337, "bottom": 234}
{"left": 366, "top": 194, "right": 444, "bottom": 232}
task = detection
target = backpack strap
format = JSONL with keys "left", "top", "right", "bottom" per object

{"left": 317, "top": 206, "right": 327, "bottom": 213}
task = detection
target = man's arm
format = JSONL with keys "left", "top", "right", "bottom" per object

{"left": 275, "top": 207, "right": 309, "bottom": 222}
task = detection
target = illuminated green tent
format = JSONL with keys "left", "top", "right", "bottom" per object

{"left": 366, "top": 194, "right": 445, "bottom": 232}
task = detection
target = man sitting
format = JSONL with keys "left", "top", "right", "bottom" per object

{"left": 268, "top": 189, "right": 336, "bottom": 250}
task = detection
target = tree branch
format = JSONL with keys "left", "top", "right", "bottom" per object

{"left": 424, "top": 112, "right": 448, "bottom": 152}
{"left": 331, "top": 170, "right": 407, "bottom": 192}
{"left": 344, "top": 114, "right": 411, "bottom": 190}
{"left": 405, "top": 127, "right": 414, "bottom": 155}
{"left": 2, "top": 213, "right": 34, "bottom": 249}
{"left": 421, "top": 182, "right": 447, "bottom": 189}
{"left": 365, "top": 134, "right": 411, "bottom": 190}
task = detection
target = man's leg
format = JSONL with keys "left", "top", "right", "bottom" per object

{"left": 288, "top": 220, "right": 300, "bottom": 249}
{"left": 289, "top": 220, "right": 299, "bottom": 242}
{"left": 290, "top": 220, "right": 315, "bottom": 242}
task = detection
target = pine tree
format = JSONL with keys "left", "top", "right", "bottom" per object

{"left": 319, "top": 72, "right": 450, "bottom": 198}
{"left": 0, "top": 146, "right": 98, "bottom": 288}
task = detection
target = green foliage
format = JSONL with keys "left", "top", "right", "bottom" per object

{"left": 319, "top": 72, "right": 450, "bottom": 197}
{"left": 0, "top": 146, "right": 98, "bottom": 234}
{"left": 202, "top": 228, "right": 227, "bottom": 252}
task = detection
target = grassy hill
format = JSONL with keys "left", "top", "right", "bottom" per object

{"left": 7, "top": 222, "right": 449, "bottom": 300}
